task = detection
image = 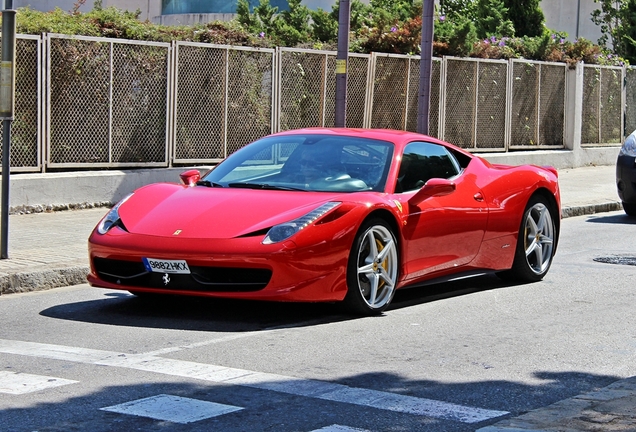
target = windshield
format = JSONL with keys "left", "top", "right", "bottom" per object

{"left": 203, "top": 134, "right": 394, "bottom": 193}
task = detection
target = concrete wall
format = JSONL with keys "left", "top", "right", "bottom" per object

{"left": 6, "top": 168, "right": 210, "bottom": 213}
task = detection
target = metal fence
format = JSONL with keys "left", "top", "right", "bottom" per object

{"left": 510, "top": 60, "right": 567, "bottom": 149}
{"left": 277, "top": 48, "right": 369, "bottom": 131}
{"left": 442, "top": 57, "right": 508, "bottom": 151}
{"left": 173, "top": 42, "right": 275, "bottom": 164}
{"left": 46, "top": 34, "right": 171, "bottom": 169}
{"left": 0, "top": 35, "right": 41, "bottom": 172}
{"left": 581, "top": 64, "right": 624, "bottom": 146}
{"left": 2, "top": 34, "right": 633, "bottom": 172}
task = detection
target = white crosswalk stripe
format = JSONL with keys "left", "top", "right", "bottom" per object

{"left": 311, "top": 426, "right": 371, "bottom": 432}
{"left": 0, "top": 338, "right": 508, "bottom": 423}
{"left": 0, "top": 370, "right": 78, "bottom": 394}
{"left": 101, "top": 394, "right": 243, "bottom": 424}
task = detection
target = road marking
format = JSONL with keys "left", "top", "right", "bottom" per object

{"left": 311, "top": 426, "right": 370, "bottom": 432}
{"left": 0, "top": 371, "right": 78, "bottom": 394}
{"left": 143, "top": 320, "right": 326, "bottom": 356}
{"left": 0, "top": 338, "right": 508, "bottom": 423}
{"left": 101, "top": 394, "right": 243, "bottom": 424}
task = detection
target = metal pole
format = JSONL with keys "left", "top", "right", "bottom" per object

{"left": 575, "top": 0, "right": 581, "bottom": 39}
{"left": 334, "top": 0, "right": 350, "bottom": 128}
{"left": 417, "top": 0, "right": 435, "bottom": 135}
{"left": 1, "top": 121, "right": 9, "bottom": 258}
{"left": 1, "top": 0, "right": 17, "bottom": 259}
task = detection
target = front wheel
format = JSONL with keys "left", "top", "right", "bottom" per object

{"left": 622, "top": 201, "right": 636, "bottom": 217}
{"left": 344, "top": 218, "right": 399, "bottom": 315}
{"left": 500, "top": 196, "right": 557, "bottom": 282}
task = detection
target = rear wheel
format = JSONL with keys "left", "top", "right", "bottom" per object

{"left": 344, "top": 218, "right": 399, "bottom": 315}
{"left": 501, "top": 196, "right": 557, "bottom": 282}
{"left": 622, "top": 202, "right": 636, "bottom": 217}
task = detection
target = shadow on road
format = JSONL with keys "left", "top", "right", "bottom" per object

{"left": 39, "top": 274, "right": 523, "bottom": 333}
{"left": 585, "top": 213, "right": 636, "bottom": 224}
{"left": 0, "top": 367, "right": 622, "bottom": 432}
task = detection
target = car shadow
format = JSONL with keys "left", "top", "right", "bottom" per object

{"left": 40, "top": 291, "right": 350, "bottom": 332}
{"left": 585, "top": 212, "right": 636, "bottom": 224}
{"left": 389, "top": 273, "right": 518, "bottom": 311}
{"left": 40, "top": 274, "right": 526, "bottom": 332}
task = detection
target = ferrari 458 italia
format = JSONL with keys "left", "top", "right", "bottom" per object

{"left": 88, "top": 128, "right": 561, "bottom": 315}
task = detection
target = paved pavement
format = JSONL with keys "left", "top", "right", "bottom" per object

{"left": 1, "top": 163, "right": 634, "bottom": 431}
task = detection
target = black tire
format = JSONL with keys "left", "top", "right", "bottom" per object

{"left": 343, "top": 218, "right": 399, "bottom": 315}
{"left": 499, "top": 195, "right": 557, "bottom": 282}
{"left": 622, "top": 202, "right": 636, "bottom": 217}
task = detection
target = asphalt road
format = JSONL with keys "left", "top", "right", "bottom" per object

{"left": 1, "top": 211, "right": 635, "bottom": 432}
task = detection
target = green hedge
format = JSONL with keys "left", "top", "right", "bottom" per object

{"left": 2, "top": 1, "right": 627, "bottom": 67}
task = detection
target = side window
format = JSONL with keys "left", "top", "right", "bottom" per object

{"left": 396, "top": 142, "right": 461, "bottom": 193}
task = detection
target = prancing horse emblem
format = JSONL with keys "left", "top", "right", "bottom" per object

{"left": 163, "top": 273, "right": 170, "bottom": 285}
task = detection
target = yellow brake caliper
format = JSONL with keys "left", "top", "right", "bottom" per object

{"left": 375, "top": 238, "right": 388, "bottom": 288}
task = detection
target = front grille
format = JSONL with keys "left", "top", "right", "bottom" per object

{"left": 93, "top": 257, "right": 271, "bottom": 292}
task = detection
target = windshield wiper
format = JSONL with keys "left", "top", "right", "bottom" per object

{"left": 228, "top": 182, "right": 303, "bottom": 191}
{"left": 196, "top": 180, "right": 223, "bottom": 188}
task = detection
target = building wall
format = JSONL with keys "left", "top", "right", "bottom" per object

{"left": 13, "top": 0, "right": 160, "bottom": 21}
{"left": 540, "top": 0, "right": 603, "bottom": 44}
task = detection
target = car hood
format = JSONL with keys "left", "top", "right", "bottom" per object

{"left": 117, "top": 183, "right": 347, "bottom": 239}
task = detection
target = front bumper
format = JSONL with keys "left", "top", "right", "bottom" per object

{"left": 87, "top": 228, "right": 352, "bottom": 303}
{"left": 616, "top": 154, "right": 636, "bottom": 204}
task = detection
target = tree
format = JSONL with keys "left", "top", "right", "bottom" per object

{"left": 475, "top": 0, "right": 515, "bottom": 38}
{"left": 503, "top": 0, "right": 545, "bottom": 37}
{"left": 236, "top": 0, "right": 312, "bottom": 46}
{"left": 592, "top": 0, "right": 636, "bottom": 63}
{"left": 439, "top": 0, "right": 477, "bottom": 20}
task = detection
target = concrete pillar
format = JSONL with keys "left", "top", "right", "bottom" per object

{"left": 565, "top": 62, "right": 584, "bottom": 156}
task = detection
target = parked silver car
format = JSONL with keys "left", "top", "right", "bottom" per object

{"left": 617, "top": 130, "right": 636, "bottom": 216}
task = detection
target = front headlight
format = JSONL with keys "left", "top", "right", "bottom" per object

{"left": 97, "top": 193, "right": 133, "bottom": 235}
{"left": 263, "top": 202, "right": 341, "bottom": 244}
{"left": 620, "top": 131, "right": 636, "bottom": 157}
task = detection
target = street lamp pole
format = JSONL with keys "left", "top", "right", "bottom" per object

{"left": 334, "top": 0, "right": 350, "bottom": 128}
{"left": 417, "top": 0, "right": 434, "bottom": 135}
{"left": 1, "top": 0, "right": 16, "bottom": 259}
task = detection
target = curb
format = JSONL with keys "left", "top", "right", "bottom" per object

{"left": 476, "top": 376, "right": 636, "bottom": 431}
{"left": 561, "top": 201, "right": 623, "bottom": 218}
{"left": 0, "top": 266, "right": 89, "bottom": 295}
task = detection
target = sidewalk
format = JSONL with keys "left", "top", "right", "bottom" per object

{"left": 1, "top": 164, "right": 633, "bottom": 432}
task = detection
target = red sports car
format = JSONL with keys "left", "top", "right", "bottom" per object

{"left": 88, "top": 128, "right": 560, "bottom": 315}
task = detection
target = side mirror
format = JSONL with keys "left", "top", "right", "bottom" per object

{"left": 408, "top": 178, "right": 456, "bottom": 205}
{"left": 180, "top": 169, "right": 201, "bottom": 187}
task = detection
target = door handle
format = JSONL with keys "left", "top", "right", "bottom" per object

{"left": 474, "top": 192, "right": 484, "bottom": 202}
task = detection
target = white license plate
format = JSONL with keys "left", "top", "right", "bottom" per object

{"left": 142, "top": 257, "right": 190, "bottom": 274}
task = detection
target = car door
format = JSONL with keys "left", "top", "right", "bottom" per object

{"left": 394, "top": 142, "right": 489, "bottom": 281}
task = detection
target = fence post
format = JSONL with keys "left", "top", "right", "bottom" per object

{"left": 564, "top": 62, "right": 583, "bottom": 154}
